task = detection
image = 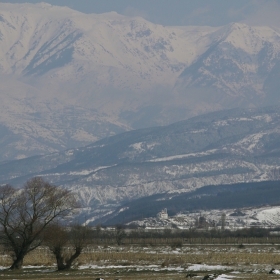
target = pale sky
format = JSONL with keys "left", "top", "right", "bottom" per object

{"left": 0, "top": 0, "right": 280, "bottom": 26}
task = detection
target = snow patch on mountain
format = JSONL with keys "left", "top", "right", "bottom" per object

{"left": 148, "top": 149, "right": 218, "bottom": 162}
{"left": 235, "top": 133, "right": 265, "bottom": 153}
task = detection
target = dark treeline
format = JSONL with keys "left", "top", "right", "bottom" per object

{"left": 65, "top": 225, "right": 280, "bottom": 246}
{"left": 88, "top": 225, "right": 271, "bottom": 241}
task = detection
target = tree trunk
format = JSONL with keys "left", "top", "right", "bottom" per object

{"left": 54, "top": 246, "right": 82, "bottom": 271}
{"left": 53, "top": 247, "right": 67, "bottom": 270}
{"left": 10, "top": 255, "right": 24, "bottom": 270}
{"left": 65, "top": 247, "right": 82, "bottom": 270}
{"left": 56, "top": 254, "right": 67, "bottom": 271}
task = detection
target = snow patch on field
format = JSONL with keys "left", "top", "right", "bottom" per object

{"left": 78, "top": 264, "right": 185, "bottom": 271}
{"left": 216, "top": 275, "right": 238, "bottom": 280}
{"left": 187, "top": 264, "right": 231, "bottom": 271}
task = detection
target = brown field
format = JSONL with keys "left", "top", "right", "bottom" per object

{"left": 1, "top": 242, "right": 280, "bottom": 279}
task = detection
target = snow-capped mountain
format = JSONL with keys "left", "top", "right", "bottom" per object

{"left": 175, "top": 23, "right": 280, "bottom": 112}
{"left": 0, "top": 3, "right": 280, "bottom": 161}
{"left": 1, "top": 106, "right": 280, "bottom": 224}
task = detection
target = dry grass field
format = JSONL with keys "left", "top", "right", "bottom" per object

{"left": 1, "top": 243, "right": 280, "bottom": 279}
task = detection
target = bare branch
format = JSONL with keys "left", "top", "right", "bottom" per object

{"left": 44, "top": 223, "right": 89, "bottom": 270}
{"left": 0, "top": 177, "right": 77, "bottom": 270}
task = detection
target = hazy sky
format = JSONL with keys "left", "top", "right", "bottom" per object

{"left": 0, "top": 0, "right": 280, "bottom": 26}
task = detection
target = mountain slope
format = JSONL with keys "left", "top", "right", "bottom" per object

{"left": 175, "top": 23, "right": 280, "bottom": 111}
{"left": 103, "top": 181, "right": 280, "bottom": 225}
{"left": 1, "top": 4, "right": 280, "bottom": 160}
{"left": 1, "top": 106, "right": 280, "bottom": 223}
{"left": 0, "top": 3, "right": 216, "bottom": 160}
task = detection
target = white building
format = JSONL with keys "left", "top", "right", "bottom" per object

{"left": 157, "top": 208, "right": 168, "bottom": 219}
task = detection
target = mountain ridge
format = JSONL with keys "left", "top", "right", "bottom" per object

{"left": 0, "top": 3, "right": 280, "bottom": 162}
{"left": 1, "top": 105, "right": 280, "bottom": 223}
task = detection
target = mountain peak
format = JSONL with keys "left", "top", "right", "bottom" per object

{"left": 0, "top": 3, "right": 280, "bottom": 161}
{"left": 230, "top": 22, "right": 249, "bottom": 29}
{"left": 218, "top": 22, "right": 280, "bottom": 54}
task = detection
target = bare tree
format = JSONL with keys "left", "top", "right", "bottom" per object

{"left": 0, "top": 177, "right": 77, "bottom": 270}
{"left": 115, "top": 224, "right": 126, "bottom": 246}
{"left": 44, "top": 224, "right": 89, "bottom": 271}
